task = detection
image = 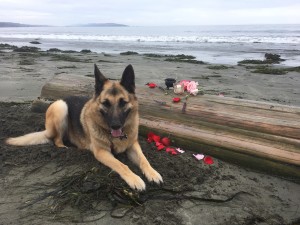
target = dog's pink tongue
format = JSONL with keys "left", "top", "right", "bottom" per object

{"left": 111, "top": 129, "right": 123, "bottom": 137}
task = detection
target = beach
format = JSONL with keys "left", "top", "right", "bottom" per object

{"left": 0, "top": 46, "right": 300, "bottom": 106}
{"left": 0, "top": 46, "right": 300, "bottom": 224}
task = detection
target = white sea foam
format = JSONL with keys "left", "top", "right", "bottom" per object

{"left": 0, "top": 33, "right": 299, "bottom": 44}
{"left": 1, "top": 25, "right": 299, "bottom": 65}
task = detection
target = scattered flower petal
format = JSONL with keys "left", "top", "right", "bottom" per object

{"left": 173, "top": 97, "right": 181, "bottom": 103}
{"left": 193, "top": 154, "right": 205, "bottom": 160}
{"left": 147, "top": 83, "right": 157, "bottom": 88}
{"left": 157, "top": 144, "right": 165, "bottom": 151}
{"left": 147, "top": 132, "right": 155, "bottom": 142}
{"left": 203, "top": 156, "right": 214, "bottom": 165}
{"left": 171, "top": 150, "right": 178, "bottom": 155}
{"left": 166, "top": 147, "right": 174, "bottom": 153}
{"left": 176, "top": 148, "right": 185, "bottom": 153}
{"left": 152, "top": 135, "right": 161, "bottom": 142}
{"left": 161, "top": 137, "right": 171, "bottom": 146}
{"left": 155, "top": 142, "right": 162, "bottom": 147}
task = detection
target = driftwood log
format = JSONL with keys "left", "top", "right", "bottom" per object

{"left": 40, "top": 74, "right": 300, "bottom": 180}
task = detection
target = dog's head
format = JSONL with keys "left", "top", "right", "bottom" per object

{"left": 93, "top": 64, "right": 137, "bottom": 138}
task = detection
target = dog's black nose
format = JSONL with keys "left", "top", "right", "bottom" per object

{"left": 111, "top": 124, "right": 122, "bottom": 130}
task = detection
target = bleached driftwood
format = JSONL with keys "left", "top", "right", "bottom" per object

{"left": 40, "top": 74, "right": 300, "bottom": 180}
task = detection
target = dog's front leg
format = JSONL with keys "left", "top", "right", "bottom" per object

{"left": 127, "top": 141, "right": 163, "bottom": 184}
{"left": 93, "top": 148, "right": 146, "bottom": 191}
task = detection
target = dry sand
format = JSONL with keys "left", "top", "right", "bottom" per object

{"left": 0, "top": 49, "right": 299, "bottom": 225}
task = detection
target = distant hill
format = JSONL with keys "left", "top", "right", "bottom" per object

{"left": 0, "top": 22, "right": 49, "bottom": 27}
{"left": 76, "top": 23, "right": 128, "bottom": 27}
{"left": 0, "top": 22, "right": 128, "bottom": 28}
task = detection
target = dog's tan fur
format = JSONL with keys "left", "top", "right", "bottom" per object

{"left": 6, "top": 64, "right": 162, "bottom": 191}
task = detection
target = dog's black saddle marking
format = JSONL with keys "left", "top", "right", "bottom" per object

{"left": 64, "top": 96, "right": 90, "bottom": 135}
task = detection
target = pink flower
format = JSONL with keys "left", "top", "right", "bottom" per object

{"left": 190, "top": 89, "right": 199, "bottom": 96}
{"left": 179, "top": 80, "right": 191, "bottom": 91}
{"left": 186, "top": 81, "right": 199, "bottom": 95}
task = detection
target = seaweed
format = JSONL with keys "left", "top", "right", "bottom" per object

{"left": 30, "top": 41, "right": 41, "bottom": 45}
{"left": 143, "top": 53, "right": 166, "bottom": 58}
{"left": 120, "top": 51, "right": 139, "bottom": 55}
{"left": 207, "top": 65, "right": 233, "bottom": 70}
{"left": 13, "top": 46, "right": 40, "bottom": 52}
{"left": 238, "top": 53, "right": 285, "bottom": 65}
{"left": 80, "top": 49, "right": 92, "bottom": 54}
{"left": 165, "top": 58, "right": 205, "bottom": 64}
{"left": 19, "top": 166, "right": 252, "bottom": 221}
{"left": 50, "top": 54, "right": 83, "bottom": 62}
{"left": 0, "top": 43, "right": 18, "bottom": 50}
{"left": 248, "top": 65, "right": 300, "bottom": 75}
{"left": 238, "top": 59, "right": 268, "bottom": 65}
{"left": 47, "top": 48, "right": 63, "bottom": 52}
{"left": 285, "top": 66, "right": 300, "bottom": 73}
{"left": 19, "top": 59, "right": 35, "bottom": 65}
{"left": 57, "top": 65, "right": 77, "bottom": 69}
{"left": 251, "top": 66, "right": 287, "bottom": 75}
{"left": 62, "top": 50, "right": 78, "bottom": 53}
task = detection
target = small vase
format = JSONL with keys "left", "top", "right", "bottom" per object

{"left": 165, "top": 78, "right": 176, "bottom": 89}
{"left": 173, "top": 83, "right": 184, "bottom": 94}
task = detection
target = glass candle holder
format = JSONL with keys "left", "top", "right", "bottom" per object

{"left": 173, "top": 83, "right": 184, "bottom": 94}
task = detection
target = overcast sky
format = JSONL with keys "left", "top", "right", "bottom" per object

{"left": 0, "top": 0, "right": 300, "bottom": 26}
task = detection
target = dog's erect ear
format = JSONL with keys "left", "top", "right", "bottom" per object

{"left": 94, "top": 64, "right": 108, "bottom": 96}
{"left": 120, "top": 64, "right": 135, "bottom": 94}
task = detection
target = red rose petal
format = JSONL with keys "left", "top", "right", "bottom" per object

{"left": 155, "top": 142, "right": 162, "bottom": 147}
{"left": 166, "top": 147, "right": 174, "bottom": 153}
{"left": 203, "top": 156, "right": 214, "bottom": 165}
{"left": 157, "top": 144, "right": 165, "bottom": 151}
{"left": 147, "top": 83, "right": 157, "bottom": 88}
{"left": 152, "top": 135, "right": 161, "bottom": 142}
{"left": 161, "top": 137, "right": 170, "bottom": 146}
{"left": 171, "top": 150, "right": 178, "bottom": 155}
{"left": 173, "top": 97, "right": 181, "bottom": 103}
{"left": 147, "top": 132, "right": 155, "bottom": 142}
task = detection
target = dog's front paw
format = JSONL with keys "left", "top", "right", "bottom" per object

{"left": 144, "top": 167, "right": 163, "bottom": 184}
{"left": 124, "top": 173, "right": 146, "bottom": 191}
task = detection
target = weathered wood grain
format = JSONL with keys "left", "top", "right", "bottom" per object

{"left": 40, "top": 74, "right": 300, "bottom": 175}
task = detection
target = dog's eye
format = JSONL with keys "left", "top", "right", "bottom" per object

{"left": 119, "top": 98, "right": 128, "bottom": 107}
{"left": 102, "top": 99, "right": 111, "bottom": 108}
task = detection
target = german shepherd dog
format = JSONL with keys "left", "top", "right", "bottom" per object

{"left": 6, "top": 64, "right": 163, "bottom": 191}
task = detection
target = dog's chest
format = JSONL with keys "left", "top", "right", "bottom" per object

{"left": 110, "top": 138, "right": 131, "bottom": 154}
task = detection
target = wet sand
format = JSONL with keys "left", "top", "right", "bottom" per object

{"left": 0, "top": 49, "right": 299, "bottom": 224}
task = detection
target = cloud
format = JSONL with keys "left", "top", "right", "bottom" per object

{"left": 0, "top": 0, "right": 299, "bottom": 25}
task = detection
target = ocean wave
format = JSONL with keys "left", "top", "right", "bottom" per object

{"left": 0, "top": 33, "right": 299, "bottom": 44}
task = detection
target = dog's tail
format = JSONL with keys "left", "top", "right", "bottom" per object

{"left": 6, "top": 130, "right": 51, "bottom": 146}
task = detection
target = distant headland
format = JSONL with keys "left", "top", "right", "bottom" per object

{"left": 74, "top": 23, "right": 128, "bottom": 27}
{"left": 0, "top": 22, "right": 50, "bottom": 27}
{"left": 0, "top": 22, "right": 128, "bottom": 27}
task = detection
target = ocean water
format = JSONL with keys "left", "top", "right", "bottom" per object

{"left": 0, "top": 24, "right": 299, "bottom": 65}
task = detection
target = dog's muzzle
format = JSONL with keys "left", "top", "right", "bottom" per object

{"left": 111, "top": 128, "right": 127, "bottom": 140}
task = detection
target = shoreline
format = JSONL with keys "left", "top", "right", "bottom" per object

{"left": 0, "top": 44, "right": 300, "bottom": 224}
{"left": 0, "top": 44, "right": 299, "bottom": 106}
